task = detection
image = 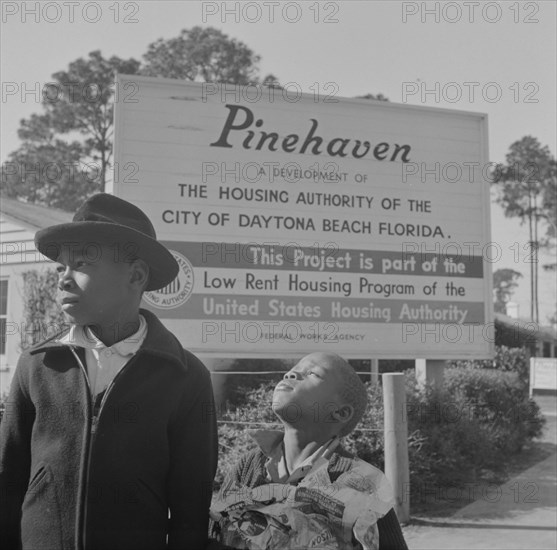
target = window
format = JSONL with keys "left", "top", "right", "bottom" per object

{"left": 0, "top": 279, "right": 7, "bottom": 355}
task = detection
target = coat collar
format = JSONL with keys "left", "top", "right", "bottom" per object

{"left": 30, "top": 309, "right": 186, "bottom": 369}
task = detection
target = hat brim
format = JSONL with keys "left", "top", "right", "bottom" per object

{"left": 35, "top": 222, "right": 179, "bottom": 291}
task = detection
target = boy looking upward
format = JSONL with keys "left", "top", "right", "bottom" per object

{"left": 212, "top": 352, "right": 408, "bottom": 550}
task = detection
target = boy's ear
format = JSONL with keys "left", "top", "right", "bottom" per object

{"left": 129, "top": 259, "right": 150, "bottom": 290}
{"left": 331, "top": 404, "right": 354, "bottom": 424}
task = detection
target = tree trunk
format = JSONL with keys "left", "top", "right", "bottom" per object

{"left": 528, "top": 192, "right": 534, "bottom": 321}
{"left": 533, "top": 207, "right": 539, "bottom": 323}
{"left": 100, "top": 143, "right": 107, "bottom": 193}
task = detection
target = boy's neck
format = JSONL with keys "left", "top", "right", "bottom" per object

{"left": 282, "top": 426, "right": 335, "bottom": 473}
{"left": 87, "top": 314, "right": 141, "bottom": 347}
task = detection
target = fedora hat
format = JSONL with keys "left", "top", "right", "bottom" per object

{"left": 35, "top": 193, "right": 179, "bottom": 291}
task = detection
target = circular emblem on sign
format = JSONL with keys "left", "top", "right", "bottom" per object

{"left": 143, "top": 251, "right": 194, "bottom": 309}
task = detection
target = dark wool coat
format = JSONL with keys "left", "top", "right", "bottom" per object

{"left": 0, "top": 309, "right": 218, "bottom": 550}
{"left": 213, "top": 445, "right": 409, "bottom": 550}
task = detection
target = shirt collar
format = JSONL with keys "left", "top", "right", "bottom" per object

{"left": 58, "top": 315, "right": 148, "bottom": 357}
{"left": 249, "top": 429, "right": 340, "bottom": 483}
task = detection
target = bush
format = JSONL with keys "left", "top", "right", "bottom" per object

{"left": 215, "top": 381, "right": 280, "bottom": 490}
{"left": 341, "top": 382, "right": 384, "bottom": 469}
{"left": 21, "top": 269, "right": 66, "bottom": 349}
{"left": 443, "top": 366, "right": 544, "bottom": 454}
{"left": 448, "top": 346, "right": 530, "bottom": 389}
{"left": 405, "top": 373, "right": 494, "bottom": 487}
{"left": 405, "top": 366, "right": 544, "bottom": 498}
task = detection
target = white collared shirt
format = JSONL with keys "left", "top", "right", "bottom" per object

{"left": 58, "top": 315, "right": 148, "bottom": 397}
{"left": 249, "top": 429, "right": 340, "bottom": 484}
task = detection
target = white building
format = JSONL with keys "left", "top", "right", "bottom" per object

{"left": 0, "top": 197, "right": 71, "bottom": 395}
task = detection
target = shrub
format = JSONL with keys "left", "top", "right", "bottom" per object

{"left": 448, "top": 346, "right": 530, "bottom": 389}
{"left": 405, "top": 371, "right": 501, "bottom": 487}
{"left": 405, "top": 366, "right": 544, "bottom": 496}
{"left": 443, "top": 366, "right": 544, "bottom": 454}
{"left": 215, "top": 381, "right": 279, "bottom": 490}
{"left": 20, "top": 269, "right": 66, "bottom": 349}
{"left": 342, "top": 382, "right": 384, "bottom": 469}
{"left": 492, "top": 346, "right": 530, "bottom": 383}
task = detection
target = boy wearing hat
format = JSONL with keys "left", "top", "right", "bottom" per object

{"left": 0, "top": 193, "right": 218, "bottom": 550}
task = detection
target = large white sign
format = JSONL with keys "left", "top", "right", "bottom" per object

{"left": 112, "top": 75, "right": 493, "bottom": 358}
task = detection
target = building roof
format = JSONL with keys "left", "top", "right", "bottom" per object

{"left": 0, "top": 196, "right": 72, "bottom": 230}
{"left": 495, "top": 312, "right": 557, "bottom": 342}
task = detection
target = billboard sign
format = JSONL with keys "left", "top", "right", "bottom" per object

{"left": 112, "top": 75, "right": 493, "bottom": 358}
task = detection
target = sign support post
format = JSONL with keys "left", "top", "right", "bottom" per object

{"left": 383, "top": 373, "right": 410, "bottom": 523}
{"left": 370, "top": 358, "right": 379, "bottom": 385}
{"left": 415, "top": 359, "right": 445, "bottom": 389}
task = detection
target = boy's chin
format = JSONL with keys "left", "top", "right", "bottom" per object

{"left": 271, "top": 399, "right": 305, "bottom": 423}
{"left": 61, "top": 310, "right": 92, "bottom": 327}
{"left": 64, "top": 311, "right": 83, "bottom": 325}
{"left": 271, "top": 400, "right": 290, "bottom": 417}
{"left": 61, "top": 310, "right": 79, "bottom": 324}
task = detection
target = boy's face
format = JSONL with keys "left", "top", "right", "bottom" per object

{"left": 272, "top": 353, "right": 345, "bottom": 419}
{"left": 55, "top": 244, "right": 137, "bottom": 329}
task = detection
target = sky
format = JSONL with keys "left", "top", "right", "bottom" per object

{"left": 1, "top": 0, "right": 556, "bottom": 324}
